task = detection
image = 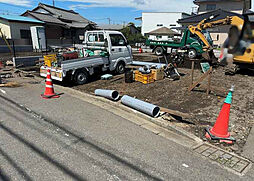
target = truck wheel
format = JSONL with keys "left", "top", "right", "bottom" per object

{"left": 115, "top": 62, "right": 125, "bottom": 74}
{"left": 74, "top": 71, "right": 88, "bottom": 85}
{"left": 155, "top": 47, "right": 164, "bottom": 56}
{"left": 188, "top": 49, "right": 197, "bottom": 59}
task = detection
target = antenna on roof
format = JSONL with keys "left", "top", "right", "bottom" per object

{"left": 53, "top": 0, "right": 55, "bottom": 7}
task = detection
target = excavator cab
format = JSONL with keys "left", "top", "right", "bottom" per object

{"left": 227, "top": 14, "right": 254, "bottom": 66}
{"left": 228, "top": 14, "right": 254, "bottom": 55}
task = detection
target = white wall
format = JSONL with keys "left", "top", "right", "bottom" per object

{"left": 0, "top": 19, "right": 11, "bottom": 39}
{"left": 198, "top": 1, "right": 244, "bottom": 14}
{"left": 141, "top": 12, "right": 184, "bottom": 36}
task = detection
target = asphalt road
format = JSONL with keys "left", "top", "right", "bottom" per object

{"left": 0, "top": 77, "right": 253, "bottom": 180}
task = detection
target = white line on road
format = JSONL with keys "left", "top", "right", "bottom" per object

{"left": 0, "top": 89, "right": 6, "bottom": 94}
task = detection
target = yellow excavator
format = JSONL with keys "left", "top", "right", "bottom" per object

{"left": 188, "top": 15, "right": 244, "bottom": 63}
{"left": 226, "top": 13, "right": 254, "bottom": 71}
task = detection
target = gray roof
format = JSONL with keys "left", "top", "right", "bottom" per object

{"left": 98, "top": 24, "right": 124, "bottom": 30}
{"left": 147, "top": 27, "right": 178, "bottom": 35}
{"left": 22, "top": 3, "right": 95, "bottom": 29}
{"left": 37, "top": 3, "right": 92, "bottom": 23}
{"left": 178, "top": 9, "right": 243, "bottom": 24}
{"left": 26, "top": 11, "right": 65, "bottom": 25}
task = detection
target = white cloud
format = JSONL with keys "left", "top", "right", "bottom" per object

{"left": 59, "top": 0, "right": 194, "bottom": 13}
{"left": 0, "top": 0, "right": 32, "bottom": 7}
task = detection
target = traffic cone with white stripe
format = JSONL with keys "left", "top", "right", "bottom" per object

{"left": 205, "top": 85, "right": 235, "bottom": 144}
{"left": 41, "top": 68, "right": 60, "bottom": 99}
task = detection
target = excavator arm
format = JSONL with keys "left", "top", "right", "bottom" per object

{"left": 188, "top": 15, "right": 244, "bottom": 61}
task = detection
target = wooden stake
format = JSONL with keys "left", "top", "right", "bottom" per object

{"left": 160, "top": 107, "right": 191, "bottom": 119}
{"left": 206, "top": 67, "right": 212, "bottom": 95}
{"left": 188, "top": 67, "right": 212, "bottom": 92}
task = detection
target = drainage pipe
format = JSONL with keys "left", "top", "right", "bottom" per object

{"left": 121, "top": 95, "right": 160, "bottom": 117}
{"left": 95, "top": 89, "right": 120, "bottom": 101}
{"left": 132, "top": 61, "right": 166, "bottom": 69}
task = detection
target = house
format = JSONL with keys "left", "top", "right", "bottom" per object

{"left": 194, "top": 0, "right": 251, "bottom": 14}
{"left": 138, "top": 12, "right": 190, "bottom": 36}
{"left": 98, "top": 24, "right": 141, "bottom": 34}
{"left": 178, "top": 0, "right": 252, "bottom": 47}
{"left": 22, "top": 3, "right": 96, "bottom": 46}
{"left": 146, "top": 27, "right": 179, "bottom": 41}
{"left": 0, "top": 14, "right": 44, "bottom": 52}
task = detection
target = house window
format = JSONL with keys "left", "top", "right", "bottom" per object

{"left": 20, "top": 29, "right": 31, "bottom": 39}
{"left": 157, "top": 24, "right": 163, "bottom": 27}
{"left": 156, "top": 35, "right": 162, "bottom": 39}
{"left": 206, "top": 4, "right": 216, "bottom": 11}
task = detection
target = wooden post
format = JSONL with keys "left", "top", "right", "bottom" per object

{"left": 188, "top": 67, "right": 212, "bottom": 92}
{"left": 206, "top": 67, "right": 212, "bottom": 95}
{"left": 191, "top": 60, "right": 195, "bottom": 85}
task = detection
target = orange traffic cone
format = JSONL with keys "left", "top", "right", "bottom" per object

{"left": 41, "top": 68, "right": 60, "bottom": 99}
{"left": 205, "top": 86, "right": 235, "bottom": 144}
{"left": 139, "top": 48, "right": 143, "bottom": 53}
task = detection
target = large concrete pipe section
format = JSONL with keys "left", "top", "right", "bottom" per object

{"left": 121, "top": 95, "right": 160, "bottom": 117}
{"left": 95, "top": 89, "right": 120, "bottom": 101}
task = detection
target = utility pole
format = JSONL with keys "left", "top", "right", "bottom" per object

{"left": 53, "top": 0, "right": 55, "bottom": 7}
{"left": 107, "top": 18, "right": 111, "bottom": 25}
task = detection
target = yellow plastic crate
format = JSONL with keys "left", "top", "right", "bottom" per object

{"left": 44, "top": 54, "right": 57, "bottom": 67}
{"left": 134, "top": 70, "right": 155, "bottom": 84}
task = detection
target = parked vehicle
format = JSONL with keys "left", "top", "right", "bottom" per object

{"left": 146, "top": 29, "right": 213, "bottom": 58}
{"left": 40, "top": 30, "right": 133, "bottom": 85}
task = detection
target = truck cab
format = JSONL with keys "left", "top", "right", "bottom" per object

{"left": 84, "top": 30, "right": 133, "bottom": 73}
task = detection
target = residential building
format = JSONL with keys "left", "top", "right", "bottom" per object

{"left": 0, "top": 14, "right": 44, "bottom": 52}
{"left": 194, "top": 0, "right": 252, "bottom": 14}
{"left": 22, "top": 3, "right": 96, "bottom": 46}
{"left": 139, "top": 12, "right": 190, "bottom": 36}
{"left": 146, "top": 27, "right": 179, "bottom": 41}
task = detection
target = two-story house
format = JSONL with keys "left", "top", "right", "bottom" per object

{"left": 194, "top": 0, "right": 251, "bottom": 14}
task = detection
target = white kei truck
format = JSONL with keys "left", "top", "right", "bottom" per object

{"left": 40, "top": 30, "right": 133, "bottom": 85}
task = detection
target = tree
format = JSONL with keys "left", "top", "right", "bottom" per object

{"left": 120, "top": 23, "right": 145, "bottom": 46}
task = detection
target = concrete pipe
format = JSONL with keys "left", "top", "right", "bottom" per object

{"left": 95, "top": 89, "right": 120, "bottom": 101}
{"left": 121, "top": 95, "right": 160, "bottom": 117}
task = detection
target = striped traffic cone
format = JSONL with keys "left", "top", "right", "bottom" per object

{"left": 41, "top": 68, "right": 60, "bottom": 99}
{"left": 205, "top": 85, "right": 235, "bottom": 144}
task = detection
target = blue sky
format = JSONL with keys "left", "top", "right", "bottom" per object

{"left": 0, "top": 0, "right": 253, "bottom": 25}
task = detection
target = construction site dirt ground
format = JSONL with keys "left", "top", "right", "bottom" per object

{"left": 4, "top": 52, "right": 254, "bottom": 156}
